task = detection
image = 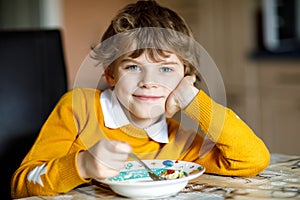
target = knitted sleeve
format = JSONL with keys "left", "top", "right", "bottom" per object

{"left": 183, "top": 90, "right": 270, "bottom": 176}
{"left": 11, "top": 89, "right": 91, "bottom": 198}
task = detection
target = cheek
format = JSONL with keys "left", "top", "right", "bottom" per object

{"left": 113, "top": 73, "right": 135, "bottom": 95}
{"left": 116, "top": 75, "right": 130, "bottom": 85}
{"left": 113, "top": 74, "right": 138, "bottom": 107}
{"left": 115, "top": 72, "right": 139, "bottom": 87}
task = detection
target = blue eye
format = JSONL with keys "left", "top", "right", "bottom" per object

{"left": 127, "top": 65, "right": 141, "bottom": 71}
{"left": 160, "top": 67, "right": 173, "bottom": 72}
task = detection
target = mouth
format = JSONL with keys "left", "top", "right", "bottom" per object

{"left": 132, "top": 94, "right": 164, "bottom": 101}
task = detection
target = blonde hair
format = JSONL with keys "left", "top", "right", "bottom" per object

{"left": 93, "top": 0, "right": 199, "bottom": 78}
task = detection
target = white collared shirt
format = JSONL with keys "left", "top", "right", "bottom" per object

{"left": 100, "top": 89, "right": 169, "bottom": 143}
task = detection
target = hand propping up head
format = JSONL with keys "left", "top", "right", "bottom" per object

{"left": 165, "top": 75, "right": 199, "bottom": 118}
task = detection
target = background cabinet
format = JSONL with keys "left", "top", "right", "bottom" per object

{"left": 258, "top": 63, "right": 300, "bottom": 154}
{"left": 164, "top": 0, "right": 300, "bottom": 155}
{"left": 3, "top": 0, "right": 297, "bottom": 155}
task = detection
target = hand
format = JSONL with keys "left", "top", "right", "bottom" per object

{"left": 165, "top": 75, "right": 199, "bottom": 118}
{"left": 77, "top": 139, "right": 132, "bottom": 180}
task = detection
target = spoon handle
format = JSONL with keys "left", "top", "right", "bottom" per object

{"left": 128, "top": 153, "right": 165, "bottom": 181}
{"left": 129, "top": 153, "right": 152, "bottom": 172}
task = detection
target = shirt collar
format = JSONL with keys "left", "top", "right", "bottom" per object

{"left": 100, "top": 89, "right": 169, "bottom": 143}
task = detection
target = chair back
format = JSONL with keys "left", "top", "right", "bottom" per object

{"left": 0, "top": 29, "right": 68, "bottom": 199}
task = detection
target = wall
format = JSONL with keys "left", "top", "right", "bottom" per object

{"left": 61, "top": 0, "right": 300, "bottom": 155}
{"left": 62, "top": 0, "right": 134, "bottom": 88}
{"left": 2, "top": 0, "right": 296, "bottom": 155}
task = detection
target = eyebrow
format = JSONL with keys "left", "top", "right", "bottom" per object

{"left": 160, "top": 61, "right": 180, "bottom": 66}
{"left": 120, "top": 58, "right": 180, "bottom": 66}
{"left": 119, "top": 58, "right": 140, "bottom": 64}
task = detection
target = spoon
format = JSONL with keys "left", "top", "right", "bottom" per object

{"left": 129, "top": 153, "right": 166, "bottom": 181}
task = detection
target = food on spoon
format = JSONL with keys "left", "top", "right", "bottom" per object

{"left": 160, "top": 169, "right": 187, "bottom": 179}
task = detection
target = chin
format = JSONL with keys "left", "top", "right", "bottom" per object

{"left": 130, "top": 111, "right": 165, "bottom": 122}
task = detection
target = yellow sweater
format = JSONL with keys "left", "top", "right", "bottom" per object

{"left": 11, "top": 88, "right": 270, "bottom": 198}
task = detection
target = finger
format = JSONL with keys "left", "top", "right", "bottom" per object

{"left": 99, "top": 169, "right": 119, "bottom": 179}
{"left": 165, "top": 96, "right": 180, "bottom": 118}
{"left": 114, "top": 141, "right": 132, "bottom": 154}
{"left": 97, "top": 155, "right": 127, "bottom": 170}
{"left": 93, "top": 140, "right": 130, "bottom": 161}
{"left": 103, "top": 160, "right": 126, "bottom": 170}
{"left": 103, "top": 140, "right": 131, "bottom": 153}
{"left": 95, "top": 163, "right": 122, "bottom": 178}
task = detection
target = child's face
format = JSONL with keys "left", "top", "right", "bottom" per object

{"left": 106, "top": 51, "right": 184, "bottom": 127}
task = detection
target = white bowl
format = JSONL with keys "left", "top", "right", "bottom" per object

{"left": 98, "top": 159, "right": 205, "bottom": 199}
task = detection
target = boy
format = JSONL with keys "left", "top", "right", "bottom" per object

{"left": 11, "top": 0, "right": 270, "bottom": 198}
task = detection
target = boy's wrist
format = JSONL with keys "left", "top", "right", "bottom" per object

{"left": 77, "top": 151, "right": 89, "bottom": 180}
{"left": 177, "top": 86, "right": 199, "bottom": 109}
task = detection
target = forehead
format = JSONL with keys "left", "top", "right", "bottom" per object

{"left": 120, "top": 49, "right": 183, "bottom": 64}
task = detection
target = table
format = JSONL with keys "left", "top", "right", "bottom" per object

{"left": 17, "top": 154, "right": 300, "bottom": 199}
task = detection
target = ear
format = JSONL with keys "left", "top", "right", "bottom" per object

{"left": 104, "top": 67, "right": 115, "bottom": 87}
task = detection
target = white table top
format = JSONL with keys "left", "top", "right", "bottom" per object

{"left": 17, "top": 153, "right": 300, "bottom": 200}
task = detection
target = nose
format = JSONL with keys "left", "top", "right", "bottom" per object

{"left": 138, "top": 81, "right": 158, "bottom": 88}
{"left": 138, "top": 70, "right": 158, "bottom": 88}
